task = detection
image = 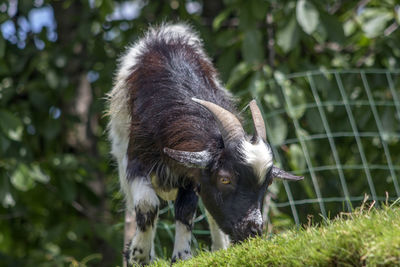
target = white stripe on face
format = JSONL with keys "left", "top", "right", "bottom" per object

{"left": 240, "top": 139, "right": 273, "bottom": 183}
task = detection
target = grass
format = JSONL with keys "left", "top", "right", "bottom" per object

{"left": 151, "top": 201, "right": 400, "bottom": 266}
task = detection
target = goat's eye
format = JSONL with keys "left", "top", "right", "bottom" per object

{"left": 220, "top": 177, "right": 231, "bottom": 184}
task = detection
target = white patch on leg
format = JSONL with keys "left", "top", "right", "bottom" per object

{"left": 205, "top": 210, "right": 230, "bottom": 251}
{"left": 125, "top": 178, "right": 159, "bottom": 265}
{"left": 172, "top": 221, "right": 192, "bottom": 261}
{"left": 240, "top": 139, "right": 273, "bottom": 183}
{"left": 126, "top": 226, "right": 155, "bottom": 265}
{"left": 130, "top": 178, "right": 160, "bottom": 213}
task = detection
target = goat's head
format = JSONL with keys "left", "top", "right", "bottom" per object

{"left": 164, "top": 98, "right": 303, "bottom": 242}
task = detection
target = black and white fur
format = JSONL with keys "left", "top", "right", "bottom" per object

{"left": 107, "top": 23, "right": 302, "bottom": 266}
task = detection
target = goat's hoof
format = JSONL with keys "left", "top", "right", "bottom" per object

{"left": 124, "top": 246, "right": 151, "bottom": 266}
{"left": 171, "top": 250, "right": 191, "bottom": 264}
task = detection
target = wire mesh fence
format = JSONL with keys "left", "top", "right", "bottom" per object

{"left": 154, "top": 69, "right": 400, "bottom": 256}
{"left": 261, "top": 69, "right": 400, "bottom": 226}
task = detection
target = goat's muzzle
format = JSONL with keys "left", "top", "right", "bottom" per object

{"left": 231, "top": 209, "right": 263, "bottom": 243}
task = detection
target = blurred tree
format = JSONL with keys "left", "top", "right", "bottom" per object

{"left": 0, "top": 0, "right": 399, "bottom": 266}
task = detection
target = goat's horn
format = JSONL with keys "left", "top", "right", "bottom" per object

{"left": 249, "top": 100, "right": 266, "bottom": 142}
{"left": 164, "top": 147, "right": 211, "bottom": 168}
{"left": 271, "top": 166, "right": 304, "bottom": 181}
{"left": 192, "top": 98, "right": 245, "bottom": 144}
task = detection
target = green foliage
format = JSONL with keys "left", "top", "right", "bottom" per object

{"left": 277, "top": 16, "right": 300, "bottom": 53}
{"left": 153, "top": 204, "right": 400, "bottom": 266}
{"left": 0, "top": 0, "right": 399, "bottom": 265}
{"left": 296, "top": 0, "right": 319, "bottom": 35}
{"left": 0, "top": 110, "right": 23, "bottom": 141}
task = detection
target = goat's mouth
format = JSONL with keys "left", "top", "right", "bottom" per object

{"left": 217, "top": 224, "right": 247, "bottom": 243}
{"left": 229, "top": 224, "right": 263, "bottom": 244}
{"left": 228, "top": 210, "right": 264, "bottom": 243}
{"left": 217, "top": 211, "right": 264, "bottom": 243}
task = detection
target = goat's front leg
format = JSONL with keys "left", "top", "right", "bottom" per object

{"left": 171, "top": 185, "right": 198, "bottom": 263}
{"left": 125, "top": 175, "right": 159, "bottom": 266}
{"left": 205, "top": 209, "right": 230, "bottom": 251}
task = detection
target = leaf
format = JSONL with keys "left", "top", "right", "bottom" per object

{"left": 95, "top": 0, "right": 103, "bottom": 8}
{"left": 251, "top": 0, "right": 268, "bottom": 20}
{"left": 0, "top": 177, "right": 15, "bottom": 208}
{"left": 226, "top": 62, "right": 252, "bottom": 89}
{"left": 31, "top": 165, "right": 50, "bottom": 183}
{"left": 305, "top": 109, "right": 324, "bottom": 133}
{"left": 29, "top": 90, "right": 49, "bottom": 111}
{"left": 289, "top": 89, "right": 306, "bottom": 119}
{"left": 216, "top": 47, "right": 236, "bottom": 82}
{"left": 0, "top": 135, "right": 11, "bottom": 153}
{"left": 343, "top": 20, "right": 356, "bottom": 36}
{"left": 81, "top": 254, "right": 102, "bottom": 265}
{"left": 381, "top": 106, "right": 397, "bottom": 144}
{"left": 0, "top": 110, "right": 23, "bottom": 141}
{"left": 2, "top": 192, "right": 15, "bottom": 208}
{"left": 298, "top": 128, "right": 316, "bottom": 157}
{"left": 59, "top": 177, "right": 77, "bottom": 203}
{"left": 46, "top": 70, "right": 58, "bottom": 89}
{"left": 277, "top": 16, "right": 300, "bottom": 53}
{"left": 362, "top": 12, "right": 392, "bottom": 38}
{"left": 278, "top": 80, "right": 306, "bottom": 120}
{"left": 43, "top": 120, "right": 61, "bottom": 140}
{"left": 213, "top": 8, "right": 232, "bottom": 31}
{"left": 239, "top": 4, "right": 257, "bottom": 30}
{"left": 268, "top": 115, "right": 288, "bottom": 146}
{"left": 11, "top": 164, "right": 36, "bottom": 191}
{"left": 0, "top": 60, "right": 9, "bottom": 75}
{"left": 288, "top": 144, "right": 306, "bottom": 171}
{"left": 241, "top": 29, "right": 264, "bottom": 65}
{"left": 215, "top": 29, "right": 237, "bottom": 47}
{"left": 321, "top": 14, "right": 345, "bottom": 44}
{"left": 313, "top": 23, "right": 327, "bottom": 44}
{"left": 397, "top": 6, "right": 400, "bottom": 24}
{"left": 263, "top": 92, "right": 281, "bottom": 109}
{"left": 296, "top": 0, "right": 319, "bottom": 34}
{"left": 247, "top": 71, "right": 266, "bottom": 97}
{"left": 100, "top": 0, "right": 114, "bottom": 17}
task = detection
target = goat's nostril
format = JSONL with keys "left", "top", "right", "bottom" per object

{"left": 250, "top": 226, "right": 261, "bottom": 236}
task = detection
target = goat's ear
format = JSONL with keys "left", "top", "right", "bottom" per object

{"left": 163, "top": 147, "right": 212, "bottom": 168}
{"left": 271, "top": 166, "right": 303, "bottom": 181}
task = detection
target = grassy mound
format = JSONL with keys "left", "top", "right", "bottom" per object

{"left": 152, "top": 203, "right": 400, "bottom": 266}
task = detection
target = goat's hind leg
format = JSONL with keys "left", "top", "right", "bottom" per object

{"left": 124, "top": 159, "right": 160, "bottom": 266}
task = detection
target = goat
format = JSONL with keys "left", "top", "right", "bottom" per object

{"left": 107, "top": 23, "right": 303, "bottom": 266}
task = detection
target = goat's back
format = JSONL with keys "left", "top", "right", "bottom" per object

{"left": 108, "top": 24, "right": 236, "bottom": 175}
